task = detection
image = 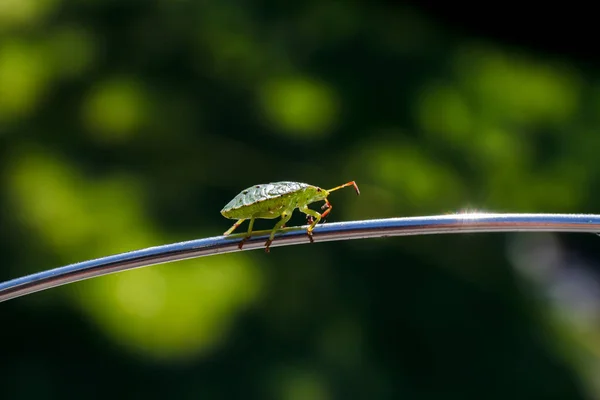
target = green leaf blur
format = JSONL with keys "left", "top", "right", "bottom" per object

{"left": 0, "top": 1, "right": 598, "bottom": 399}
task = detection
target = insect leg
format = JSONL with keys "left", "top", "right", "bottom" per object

{"left": 299, "top": 205, "right": 321, "bottom": 244}
{"left": 224, "top": 219, "right": 245, "bottom": 235}
{"left": 320, "top": 200, "right": 332, "bottom": 219}
{"left": 238, "top": 218, "right": 255, "bottom": 250}
{"left": 264, "top": 211, "right": 293, "bottom": 253}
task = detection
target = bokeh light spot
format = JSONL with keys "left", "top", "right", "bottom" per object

{"left": 0, "top": 0, "right": 59, "bottom": 29}
{"left": 272, "top": 368, "right": 330, "bottom": 400}
{"left": 259, "top": 77, "right": 339, "bottom": 138}
{"left": 455, "top": 46, "right": 580, "bottom": 124}
{"left": 76, "top": 256, "right": 262, "bottom": 360}
{"left": 0, "top": 41, "right": 50, "bottom": 121}
{"left": 6, "top": 149, "right": 155, "bottom": 260}
{"left": 417, "top": 83, "right": 472, "bottom": 141}
{"left": 83, "top": 78, "right": 149, "bottom": 142}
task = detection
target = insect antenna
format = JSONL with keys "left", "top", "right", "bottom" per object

{"left": 327, "top": 181, "right": 360, "bottom": 195}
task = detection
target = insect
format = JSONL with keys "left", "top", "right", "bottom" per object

{"left": 221, "top": 181, "right": 360, "bottom": 252}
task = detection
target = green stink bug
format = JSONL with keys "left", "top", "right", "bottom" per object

{"left": 221, "top": 181, "right": 360, "bottom": 252}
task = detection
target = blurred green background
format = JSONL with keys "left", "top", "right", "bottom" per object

{"left": 2, "top": 1, "right": 600, "bottom": 399}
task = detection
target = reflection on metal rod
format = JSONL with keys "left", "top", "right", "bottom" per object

{"left": 1, "top": 213, "right": 599, "bottom": 303}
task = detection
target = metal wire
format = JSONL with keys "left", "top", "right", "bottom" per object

{"left": 1, "top": 213, "right": 599, "bottom": 303}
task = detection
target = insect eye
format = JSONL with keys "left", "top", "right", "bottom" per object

{"left": 317, "top": 188, "right": 321, "bottom": 192}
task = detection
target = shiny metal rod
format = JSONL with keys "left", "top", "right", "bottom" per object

{"left": 1, "top": 213, "right": 599, "bottom": 303}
